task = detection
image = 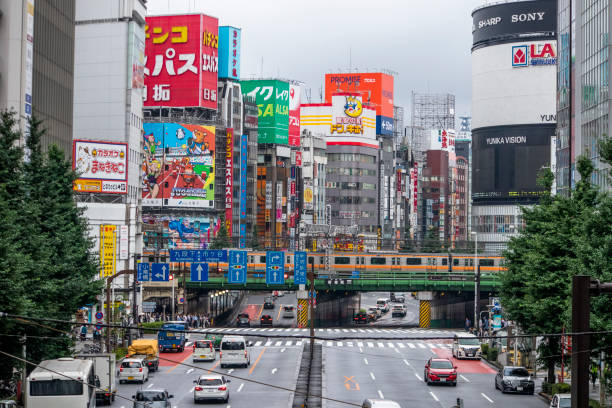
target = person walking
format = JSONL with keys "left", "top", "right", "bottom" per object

{"left": 80, "top": 324, "right": 88, "bottom": 341}
{"left": 465, "top": 317, "right": 471, "bottom": 332}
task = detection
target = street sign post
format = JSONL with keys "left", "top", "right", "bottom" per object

{"left": 190, "top": 263, "right": 209, "bottom": 282}
{"left": 137, "top": 263, "right": 150, "bottom": 281}
{"left": 151, "top": 263, "right": 169, "bottom": 281}
{"left": 228, "top": 250, "right": 247, "bottom": 284}
{"left": 169, "top": 249, "right": 229, "bottom": 263}
{"left": 266, "top": 251, "right": 285, "bottom": 285}
{"left": 294, "top": 251, "right": 307, "bottom": 285}
{"left": 169, "top": 249, "right": 194, "bottom": 262}
{"left": 95, "top": 312, "right": 103, "bottom": 320}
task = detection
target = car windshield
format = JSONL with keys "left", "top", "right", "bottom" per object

{"left": 195, "top": 341, "right": 212, "bottom": 348}
{"left": 458, "top": 338, "right": 480, "bottom": 345}
{"left": 221, "top": 341, "right": 245, "bottom": 350}
{"left": 136, "top": 391, "right": 166, "bottom": 401}
{"left": 504, "top": 368, "right": 529, "bottom": 377}
{"left": 262, "top": 315, "right": 271, "bottom": 320}
{"left": 559, "top": 398, "right": 571, "bottom": 408}
{"left": 265, "top": 297, "right": 273, "bottom": 302}
{"left": 121, "top": 361, "right": 141, "bottom": 368}
{"left": 285, "top": 306, "right": 293, "bottom": 310}
{"left": 377, "top": 300, "right": 386, "bottom": 305}
{"left": 198, "top": 378, "right": 222, "bottom": 386}
{"left": 239, "top": 317, "right": 249, "bottom": 322}
{"left": 430, "top": 360, "right": 453, "bottom": 369}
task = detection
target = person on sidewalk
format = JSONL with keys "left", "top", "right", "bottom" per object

{"left": 80, "top": 324, "right": 87, "bottom": 341}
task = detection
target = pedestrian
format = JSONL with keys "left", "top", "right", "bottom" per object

{"left": 590, "top": 365, "right": 598, "bottom": 388}
{"left": 465, "top": 317, "right": 470, "bottom": 332}
{"left": 80, "top": 324, "right": 87, "bottom": 341}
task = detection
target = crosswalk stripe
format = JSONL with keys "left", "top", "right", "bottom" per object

{"left": 398, "top": 343, "right": 405, "bottom": 348}
{"left": 347, "top": 342, "right": 353, "bottom": 347}
{"left": 315, "top": 340, "right": 323, "bottom": 344}
{"left": 274, "top": 341, "right": 282, "bottom": 346}
{"left": 337, "top": 342, "right": 343, "bottom": 347}
{"left": 350, "top": 329, "right": 357, "bottom": 333}
{"left": 388, "top": 343, "right": 395, "bottom": 348}
{"left": 327, "top": 341, "right": 333, "bottom": 347}
{"left": 377, "top": 342, "right": 385, "bottom": 348}
{"left": 254, "top": 341, "right": 262, "bottom": 347}
{"left": 265, "top": 341, "right": 272, "bottom": 346}
{"left": 427, "top": 344, "right": 435, "bottom": 349}
{"left": 185, "top": 342, "right": 192, "bottom": 347}
{"left": 342, "top": 329, "right": 348, "bottom": 333}
{"left": 286, "top": 341, "right": 293, "bottom": 346}
{"left": 357, "top": 342, "right": 364, "bottom": 347}
{"left": 408, "top": 343, "right": 416, "bottom": 349}
{"left": 367, "top": 342, "right": 374, "bottom": 348}
{"left": 296, "top": 341, "right": 302, "bottom": 346}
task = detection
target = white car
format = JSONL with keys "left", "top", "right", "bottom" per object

{"left": 283, "top": 305, "right": 295, "bottom": 318}
{"left": 362, "top": 399, "right": 401, "bottom": 408}
{"left": 452, "top": 334, "right": 482, "bottom": 360}
{"left": 193, "top": 374, "right": 230, "bottom": 403}
{"left": 220, "top": 336, "right": 251, "bottom": 368}
{"left": 193, "top": 340, "right": 216, "bottom": 362}
{"left": 119, "top": 358, "right": 148, "bottom": 384}
{"left": 550, "top": 393, "right": 571, "bottom": 408}
{"left": 376, "top": 299, "right": 389, "bottom": 313}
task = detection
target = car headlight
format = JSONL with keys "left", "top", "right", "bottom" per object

{"left": 503, "top": 379, "right": 511, "bottom": 385}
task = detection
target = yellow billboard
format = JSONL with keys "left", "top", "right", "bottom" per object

{"left": 100, "top": 225, "right": 116, "bottom": 277}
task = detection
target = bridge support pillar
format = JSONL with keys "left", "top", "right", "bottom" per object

{"left": 297, "top": 298, "right": 308, "bottom": 328}
{"left": 419, "top": 300, "right": 431, "bottom": 328}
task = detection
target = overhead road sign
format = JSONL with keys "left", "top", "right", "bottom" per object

{"left": 169, "top": 249, "right": 229, "bottom": 263}
{"left": 137, "top": 263, "right": 150, "bottom": 281}
{"left": 151, "top": 263, "right": 169, "bottom": 281}
{"left": 228, "top": 250, "right": 247, "bottom": 284}
{"left": 294, "top": 251, "right": 307, "bottom": 285}
{"left": 266, "top": 251, "right": 285, "bottom": 285}
{"left": 190, "top": 263, "right": 209, "bottom": 282}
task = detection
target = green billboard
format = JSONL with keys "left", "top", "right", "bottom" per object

{"left": 241, "top": 79, "right": 289, "bottom": 144}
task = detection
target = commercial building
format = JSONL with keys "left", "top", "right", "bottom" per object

{"left": 0, "top": 0, "right": 75, "bottom": 153}
{"left": 300, "top": 129, "right": 327, "bottom": 226}
{"left": 471, "top": 0, "right": 557, "bottom": 248}
{"left": 556, "top": 0, "right": 611, "bottom": 194}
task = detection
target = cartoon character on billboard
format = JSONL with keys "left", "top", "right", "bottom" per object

{"left": 144, "top": 131, "right": 161, "bottom": 157}
{"left": 75, "top": 144, "right": 91, "bottom": 175}
{"left": 344, "top": 96, "right": 363, "bottom": 118}
{"left": 187, "top": 127, "right": 213, "bottom": 155}
{"left": 181, "top": 161, "right": 197, "bottom": 189}
{"left": 168, "top": 218, "right": 196, "bottom": 242}
{"left": 144, "top": 159, "right": 162, "bottom": 198}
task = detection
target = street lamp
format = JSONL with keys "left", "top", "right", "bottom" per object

{"left": 471, "top": 231, "right": 479, "bottom": 332}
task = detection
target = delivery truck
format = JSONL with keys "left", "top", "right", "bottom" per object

{"left": 127, "top": 339, "right": 160, "bottom": 371}
{"left": 74, "top": 353, "right": 117, "bottom": 405}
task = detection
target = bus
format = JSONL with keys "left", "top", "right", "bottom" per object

{"left": 25, "top": 357, "right": 96, "bottom": 408}
{"left": 158, "top": 321, "right": 188, "bottom": 352}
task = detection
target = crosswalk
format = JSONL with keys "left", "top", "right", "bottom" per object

{"left": 186, "top": 338, "right": 453, "bottom": 350}
{"left": 191, "top": 327, "right": 456, "bottom": 336}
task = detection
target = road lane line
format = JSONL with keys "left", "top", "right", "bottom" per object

{"left": 367, "top": 342, "right": 374, "bottom": 348}
{"left": 271, "top": 368, "right": 277, "bottom": 374}
{"left": 147, "top": 383, "right": 153, "bottom": 388}
{"left": 274, "top": 341, "right": 282, "bottom": 346}
{"left": 415, "top": 373, "right": 422, "bottom": 381}
{"left": 460, "top": 375, "right": 470, "bottom": 382}
{"left": 394, "top": 348, "right": 400, "bottom": 354}
{"left": 398, "top": 343, "right": 405, "bottom": 348}
{"left": 378, "top": 390, "right": 384, "bottom": 399}
{"left": 359, "top": 347, "right": 363, "bottom": 353}
{"left": 228, "top": 369, "right": 234, "bottom": 374}
{"left": 429, "top": 391, "right": 439, "bottom": 402}
{"left": 364, "top": 358, "right": 369, "bottom": 365}
{"left": 257, "top": 305, "right": 264, "bottom": 319}
{"left": 281, "top": 348, "right": 286, "bottom": 353}
{"left": 347, "top": 342, "right": 353, "bottom": 347}
{"left": 403, "top": 359, "right": 410, "bottom": 366}
{"left": 237, "top": 383, "right": 244, "bottom": 392}
{"left": 481, "top": 393, "right": 494, "bottom": 403}
{"left": 370, "top": 372, "right": 376, "bottom": 380}
{"left": 276, "top": 306, "right": 282, "bottom": 320}
{"left": 248, "top": 347, "right": 267, "bottom": 374}
{"left": 207, "top": 360, "right": 220, "bottom": 373}
{"left": 186, "top": 368, "right": 194, "bottom": 374}
{"left": 327, "top": 341, "right": 333, "bottom": 347}
{"left": 166, "top": 350, "right": 195, "bottom": 373}
{"left": 357, "top": 342, "right": 364, "bottom": 348}
{"left": 337, "top": 342, "right": 343, "bottom": 347}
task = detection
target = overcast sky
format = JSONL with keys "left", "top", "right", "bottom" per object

{"left": 147, "top": 0, "right": 486, "bottom": 125}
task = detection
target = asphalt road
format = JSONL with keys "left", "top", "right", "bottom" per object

{"left": 360, "top": 291, "right": 419, "bottom": 326}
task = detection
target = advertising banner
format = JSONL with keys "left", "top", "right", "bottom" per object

{"left": 429, "top": 129, "right": 456, "bottom": 152}
{"left": 128, "top": 21, "right": 145, "bottom": 89}
{"left": 100, "top": 225, "right": 116, "bottom": 277}
{"left": 295, "top": 151, "right": 302, "bottom": 167}
{"left": 239, "top": 134, "right": 247, "bottom": 219}
{"left": 239, "top": 224, "right": 246, "bottom": 249}
{"left": 303, "top": 179, "right": 313, "bottom": 210}
{"left": 288, "top": 83, "right": 301, "bottom": 146}
{"left": 144, "top": 14, "right": 218, "bottom": 108}
{"left": 142, "top": 122, "right": 215, "bottom": 207}
{"left": 241, "top": 79, "right": 289, "bottom": 144}
{"left": 119, "top": 225, "right": 129, "bottom": 260}
{"left": 218, "top": 26, "right": 241, "bottom": 80}
{"left": 142, "top": 214, "right": 214, "bottom": 249}
{"left": 225, "top": 128, "right": 234, "bottom": 236}
{"left": 73, "top": 140, "right": 128, "bottom": 194}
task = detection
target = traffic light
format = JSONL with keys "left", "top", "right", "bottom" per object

{"left": 169, "top": 274, "right": 174, "bottom": 281}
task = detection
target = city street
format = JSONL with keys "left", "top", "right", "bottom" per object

{"left": 359, "top": 291, "right": 419, "bottom": 326}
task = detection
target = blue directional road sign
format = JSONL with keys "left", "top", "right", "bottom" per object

{"left": 294, "top": 251, "right": 307, "bottom": 285}
{"left": 169, "top": 249, "right": 194, "bottom": 262}
{"left": 151, "top": 263, "right": 169, "bottom": 281}
{"left": 266, "top": 251, "right": 285, "bottom": 285}
{"left": 228, "top": 250, "right": 247, "bottom": 284}
{"left": 190, "top": 263, "right": 209, "bottom": 282}
{"left": 137, "top": 263, "right": 150, "bottom": 281}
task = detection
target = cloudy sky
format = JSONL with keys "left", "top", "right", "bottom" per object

{"left": 147, "top": 0, "right": 486, "bottom": 125}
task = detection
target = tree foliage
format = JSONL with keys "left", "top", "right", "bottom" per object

{"left": 209, "top": 214, "right": 232, "bottom": 249}
{"left": 0, "top": 112, "right": 100, "bottom": 383}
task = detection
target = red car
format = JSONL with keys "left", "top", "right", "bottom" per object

{"left": 260, "top": 314, "right": 273, "bottom": 327}
{"left": 424, "top": 357, "right": 457, "bottom": 386}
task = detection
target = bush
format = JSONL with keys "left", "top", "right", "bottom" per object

{"left": 487, "top": 348, "right": 498, "bottom": 362}
{"left": 589, "top": 399, "right": 600, "bottom": 408}
{"left": 114, "top": 347, "right": 128, "bottom": 361}
{"left": 541, "top": 382, "right": 553, "bottom": 394}
{"left": 551, "top": 382, "right": 571, "bottom": 395}
{"left": 139, "top": 321, "right": 165, "bottom": 334}
{"left": 481, "top": 343, "right": 490, "bottom": 355}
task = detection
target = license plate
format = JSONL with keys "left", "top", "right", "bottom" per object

{"left": 200, "top": 355, "right": 207, "bottom": 358}
{"left": 517, "top": 386, "right": 523, "bottom": 391}
{"left": 128, "top": 376, "right": 134, "bottom": 380}
{"left": 441, "top": 378, "right": 446, "bottom": 382}
{"left": 166, "top": 333, "right": 174, "bottom": 337}
{"left": 206, "top": 389, "right": 216, "bottom": 393}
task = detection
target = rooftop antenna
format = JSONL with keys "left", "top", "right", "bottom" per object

{"left": 260, "top": 57, "right": 264, "bottom": 77}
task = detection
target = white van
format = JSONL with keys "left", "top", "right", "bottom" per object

{"left": 118, "top": 357, "right": 149, "bottom": 383}
{"left": 452, "top": 333, "right": 482, "bottom": 360}
{"left": 220, "top": 336, "right": 251, "bottom": 368}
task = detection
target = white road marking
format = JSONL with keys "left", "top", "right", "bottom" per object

{"left": 460, "top": 375, "right": 470, "bottom": 382}
{"left": 185, "top": 342, "right": 192, "bottom": 348}
{"left": 377, "top": 342, "right": 385, "bottom": 348}
{"left": 364, "top": 358, "right": 369, "bottom": 365}
{"left": 378, "top": 390, "right": 384, "bottom": 399}
{"left": 347, "top": 342, "right": 353, "bottom": 347}
{"left": 228, "top": 369, "right": 234, "bottom": 374}
{"left": 357, "top": 342, "right": 364, "bottom": 348}
{"left": 427, "top": 343, "right": 435, "bottom": 349}
{"left": 237, "top": 383, "right": 244, "bottom": 392}
{"left": 254, "top": 341, "right": 262, "bottom": 347}
{"left": 337, "top": 342, "right": 343, "bottom": 347}
{"left": 286, "top": 341, "right": 293, "bottom": 346}
{"left": 147, "top": 383, "right": 154, "bottom": 388}
{"left": 189, "top": 387, "right": 194, "bottom": 393}
{"left": 370, "top": 372, "right": 376, "bottom": 380}
{"left": 408, "top": 343, "right": 416, "bottom": 349}
{"left": 281, "top": 348, "right": 286, "bottom": 353}
{"left": 350, "top": 329, "right": 357, "bottom": 332}
{"left": 359, "top": 347, "right": 363, "bottom": 353}
{"left": 418, "top": 343, "right": 426, "bottom": 349}
{"left": 327, "top": 341, "right": 334, "bottom": 347}
{"left": 394, "top": 348, "right": 400, "bottom": 354}
{"left": 415, "top": 373, "right": 422, "bottom": 381}
{"left": 186, "top": 368, "right": 194, "bottom": 374}
{"left": 271, "top": 368, "right": 277, "bottom": 374}
{"left": 387, "top": 342, "right": 395, "bottom": 348}
{"left": 481, "top": 393, "right": 494, "bottom": 403}
{"left": 265, "top": 341, "right": 272, "bottom": 346}
{"left": 398, "top": 343, "right": 405, "bottom": 348}
{"left": 403, "top": 359, "right": 410, "bottom": 366}
{"left": 274, "top": 341, "right": 282, "bottom": 346}
{"left": 342, "top": 329, "right": 349, "bottom": 332}
{"left": 429, "top": 391, "right": 439, "bottom": 402}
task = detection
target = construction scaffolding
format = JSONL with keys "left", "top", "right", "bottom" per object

{"left": 411, "top": 92, "right": 455, "bottom": 131}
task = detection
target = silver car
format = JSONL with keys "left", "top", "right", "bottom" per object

{"left": 193, "top": 374, "right": 230, "bottom": 403}
{"left": 132, "top": 390, "right": 173, "bottom": 408}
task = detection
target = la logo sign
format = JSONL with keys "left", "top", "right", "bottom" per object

{"left": 512, "top": 43, "right": 557, "bottom": 67}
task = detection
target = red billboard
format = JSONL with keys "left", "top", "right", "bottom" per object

{"left": 144, "top": 14, "right": 218, "bottom": 109}
{"left": 288, "top": 84, "right": 301, "bottom": 146}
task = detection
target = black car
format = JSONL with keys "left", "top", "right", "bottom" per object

{"left": 263, "top": 296, "right": 275, "bottom": 309}
{"left": 237, "top": 315, "right": 250, "bottom": 327}
{"left": 260, "top": 314, "right": 273, "bottom": 327}
{"left": 495, "top": 366, "right": 535, "bottom": 395}
{"left": 353, "top": 313, "right": 369, "bottom": 324}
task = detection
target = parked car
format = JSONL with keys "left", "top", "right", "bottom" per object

{"left": 236, "top": 313, "right": 251, "bottom": 327}
{"left": 424, "top": 357, "right": 457, "bottom": 386}
{"left": 494, "top": 366, "right": 535, "bottom": 394}
{"left": 260, "top": 314, "right": 273, "bottom": 327}
{"left": 263, "top": 296, "right": 275, "bottom": 309}
{"left": 192, "top": 340, "right": 216, "bottom": 362}
{"left": 119, "top": 357, "right": 148, "bottom": 384}
{"left": 132, "top": 390, "right": 172, "bottom": 408}
{"left": 282, "top": 305, "right": 295, "bottom": 318}
{"left": 194, "top": 374, "right": 230, "bottom": 403}
{"left": 550, "top": 393, "right": 571, "bottom": 408}
{"left": 353, "top": 312, "right": 369, "bottom": 324}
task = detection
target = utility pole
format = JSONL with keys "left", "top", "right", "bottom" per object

{"left": 106, "top": 269, "right": 136, "bottom": 353}
{"left": 20, "top": 334, "right": 26, "bottom": 395}
{"left": 309, "top": 259, "right": 315, "bottom": 350}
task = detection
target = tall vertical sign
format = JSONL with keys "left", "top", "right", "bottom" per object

{"left": 22, "top": 0, "right": 34, "bottom": 135}
{"left": 100, "top": 225, "right": 116, "bottom": 277}
{"left": 218, "top": 26, "right": 241, "bottom": 80}
{"left": 288, "top": 83, "right": 301, "bottom": 146}
{"left": 239, "top": 134, "right": 248, "bottom": 248}
{"left": 119, "top": 225, "right": 129, "bottom": 260}
{"left": 225, "top": 128, "right": 234, "bottom": 236}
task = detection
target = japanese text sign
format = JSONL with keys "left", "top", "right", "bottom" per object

{"left": 225, "top": 128, "right": 233, "bottom": 236}
{"left": 219, "top": 26, "right": 241, "bottom": 80}
{"left": 240, "top": 79, "right": 289, "bottom": 144}
{"left": 73, "top": 140, "right": 128, "bottom": 195}
{"left": 144, "top": 14, "right": 218, "bottom": 108}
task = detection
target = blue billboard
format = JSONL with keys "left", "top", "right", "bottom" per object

{"left": 376, "top": 115, "right": 394, "bottom": 136}
{"left": 219, "top": 26, "right": 241, "bottom": 80}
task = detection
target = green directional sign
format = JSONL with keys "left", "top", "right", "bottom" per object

{"left": 241, "top": 79, "right": 289, "bottom": 144}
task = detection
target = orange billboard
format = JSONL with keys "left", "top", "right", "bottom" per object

{"left": 324, "top": 72, "right": 394, "bottom": 135}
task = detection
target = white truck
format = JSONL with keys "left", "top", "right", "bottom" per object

{"left": 75, "top": 353, "right": 117, "bottom": 405}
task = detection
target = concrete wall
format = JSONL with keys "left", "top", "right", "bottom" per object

{"left": 430, "top": 292, "right": 490, "bottom": 328}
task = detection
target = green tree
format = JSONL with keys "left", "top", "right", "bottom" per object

{"left": 422, "top": 226, "right": 442, "bottom": 253}
{"left": 209, "top": 214, "right": 232, "bottom": 249}
{"left": 248, "top": 224, "right": 260, "bottom": 249}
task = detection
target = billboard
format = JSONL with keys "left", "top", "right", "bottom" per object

{"left": 472, "top": 124, "right": 553, "bottom": 204}
{"left": 303, "top": 179, "right": 313, "bottom": 210}
{"left": 144, "top": 14, "right": 218, "bottom": 108}
{"left": 472, "top": 0, "right": 557, "bottom": 48}
{"left": 225, "top": 128, "right": 234, "bottom": 236}
{"left": 142, "top": 214, "right": 215, "bottom": 249}
{"left": 239, "top": 134, "right": 247, "bottom": 220}
{"left": 73, "top": 140, "right": 128, "bottom": 194}
{"left": 142, "top": 123, "right": 215, "bottom": 207}
{"left": 324, "top": 72, "right": 394, "bottom": 136}
{"left": 219, "top": 26, "right": 241, "bottom": 80}
{"left": 128, "top": 21, "right": 145, "bottom": 89}
{"left": 241, "top": 79, "right": 289, "bottom": 144}
{"left": 288, "top": 83, "right": 301, "bottom": 146}
{"left": 428, "top": 129, "right": 456, "bottom": 151}
{"left": 100, "top": 225, "right": 116, "bottom": 277}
